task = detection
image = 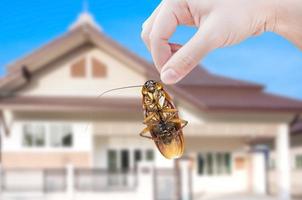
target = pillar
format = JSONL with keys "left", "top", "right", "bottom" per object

{"left": 66, "top": 164, "right": 74, "bottom": 200}
{"left": 178, "top": 158, "right": 192, "bottom": 200}
{"left": 137, "top": 161, "right": 154, "bottom": 200}
{"left": 251, "top": 147, "right": 267, "bottom": 194}
{"left": 276, "top": 124, "right": 291, "bottom": 200}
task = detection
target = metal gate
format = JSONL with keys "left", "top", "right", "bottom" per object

{"left": 154, "top": 168, "right": 181, "bottom": 200}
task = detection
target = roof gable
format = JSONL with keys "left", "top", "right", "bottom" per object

{"left": 1, "top": 23, "right": 302, "bottom": 113}
{"left": 0, "top": 24, "right": 157, "bottom": 94}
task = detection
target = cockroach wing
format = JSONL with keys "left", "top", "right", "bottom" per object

{"left": 153, "top": 129, "right": 185, "bottom": 159}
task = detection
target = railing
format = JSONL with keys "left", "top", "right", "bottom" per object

{"left": 44, "top": 169, "right": 67, "bottom": 192}
{"left": 1, "top": 168, "right": 66, "bottom": 193}
{"left": 74, "top": 168, "right": 138, "bottom": 191}
{"left": 1, "top": 168, "right": 137, "bottom": 193}
{"left": 1, "top": 169, "right": 44, "bottom": 192}
{"left": 154, "top": 169, "right": 180, "bottom": 200}
{"left": 0, "top": 162, "right": 191, "bottom": 200}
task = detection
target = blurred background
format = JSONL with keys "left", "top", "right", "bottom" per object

{"left": 0, "top": 0, "right": 301, "bottom": 200}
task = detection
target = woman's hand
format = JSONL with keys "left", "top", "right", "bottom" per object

{"left": 141, "top": 0, "right": 302, "bottom": 84}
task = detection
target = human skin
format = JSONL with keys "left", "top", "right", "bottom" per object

{"left": 141, "top": 0, "right": 302, "bottom": 84}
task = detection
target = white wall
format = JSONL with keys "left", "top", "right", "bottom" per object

{"left": 3, "top": 121, "right": 92, "bottom": 152}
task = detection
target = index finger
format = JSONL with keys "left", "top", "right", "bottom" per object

{"left": 149, "top": 5, "right": 178, "bottom": 71}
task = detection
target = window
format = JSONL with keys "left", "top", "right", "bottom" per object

{"left": 216, "top": 153, "right": 223, "bottom": 174}
{"left": 225, "top": 153, "right": 231, "bottom": 174}
{"left": 197, "top": 154, "right": 205, "bottom": 175}
{"left": 70, "top": 58, "right": 86, "bottom": 77}
{"left": 49, "top": 125, "right": 73, "bottom": 148}
{"left": 206, "top": 153, "right": 214, "bottom": 175}
{"left": 23, "top": 124, "right": 46, "bottom": 147}
{"left": 121, "top": 150, "right": 130, "bottom": 172}
{"left": 133, "top": 149, "right": 142, "bottom": 169}
{"left": 197, "top": 152, "right": 232, "bottom": 175}
{"left": 107, "top": 150, "right": 118, "bottom": 172}
{"left": 296, "top": 154, "right": 302, "bottom": 169}
{"left": 134, "top": 149, "right": 142, "bottom": 162}
{"left": 92, "top": 57, "right": 107, "bottom": 78}
{"left": 146, "top": 149, "right": 154, "bottom": 161}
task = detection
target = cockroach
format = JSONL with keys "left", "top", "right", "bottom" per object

{"left": 96, "top": 80, "right": 188, "bottom": 159}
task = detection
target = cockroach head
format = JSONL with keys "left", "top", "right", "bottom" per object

{"left": 144, "top": 80, "right": 162, "bottom": 92}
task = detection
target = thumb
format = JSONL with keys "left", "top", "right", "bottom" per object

{"left": 160, "top": 21, "right": 217, "bottom": 84}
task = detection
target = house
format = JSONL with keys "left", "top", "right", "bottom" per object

{"left": 1, "top": 11, "right": 302, "bottom": 200}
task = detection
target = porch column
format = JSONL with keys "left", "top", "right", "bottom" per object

{"left": 251, "top": 146, "right": 267, "bottom": 195}
{"left": 66, "top": 164, "right": 75, "bottom": 200}
{"left": 137, "top": 162, "right": 154, "bottom": 200}
{"left": 276, "top": 124, "right": 291, "bottom": 200}
{"left": 179, "top": 158, "right": 192, "bottom": 200}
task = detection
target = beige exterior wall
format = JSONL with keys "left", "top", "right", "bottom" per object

{"left": 2, "top": 152, "right": 91, "bottom": 169}
{"left": 18, "top": 46, "right": 145, "bottom": 97}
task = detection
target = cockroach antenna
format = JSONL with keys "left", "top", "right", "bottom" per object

{"left": 96, "top": 85, "right": 143, "bottom": 98}
{"left": 84, "top": 84, "right": 143, "bottom": 133}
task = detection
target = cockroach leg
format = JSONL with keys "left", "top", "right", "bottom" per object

{"left": 181, "top": 119, "right": 188, "bottom": 128}
{"left": 139, "top": 126, "right": 159, "bottom": 141}
{"left": 170, "top": 118, "right": 188, "bottom": 128}
{"left": 143, "top": 112, "right": 157, "bottom": 124}
{"left": 163, "top": 90, "right": 172, "bottom": 101}
{"left": 162, "top": 108, "right": 178, "bottom": 113}
{"left": 139, "top": 127, "right": 153, "bottom": 139}
{"left": 162, "top": 108, "right": 178, "bottom": 121}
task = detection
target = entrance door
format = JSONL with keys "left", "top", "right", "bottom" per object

{"left": 107, "top": 149, "right": 130, "bottom": 172}
{"left": 107, "top": 149, "right": 130, "bottom": 187}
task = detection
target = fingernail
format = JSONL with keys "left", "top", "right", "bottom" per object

{"left": 161, "top": 68, "right": 180, "bottom": 84}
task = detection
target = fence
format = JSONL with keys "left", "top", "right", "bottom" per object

{"left": 1, "top": 167, "right": 137, "bottom": 193}
{"left": 0, "top": 160, "right": 192, "bottom": 200}
{"left": 74, "top": 168, "right": 138, "bottom": 191}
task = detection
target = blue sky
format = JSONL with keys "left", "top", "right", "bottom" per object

{"left": 0, "top": 0, "right": 301, "bottom": 99}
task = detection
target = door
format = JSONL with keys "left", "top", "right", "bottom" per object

{"left": 107, "top": 149, "right": 130, "bottom": 172}
{"left": 107, "top": 149, "right": 130, "bottom": 187}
